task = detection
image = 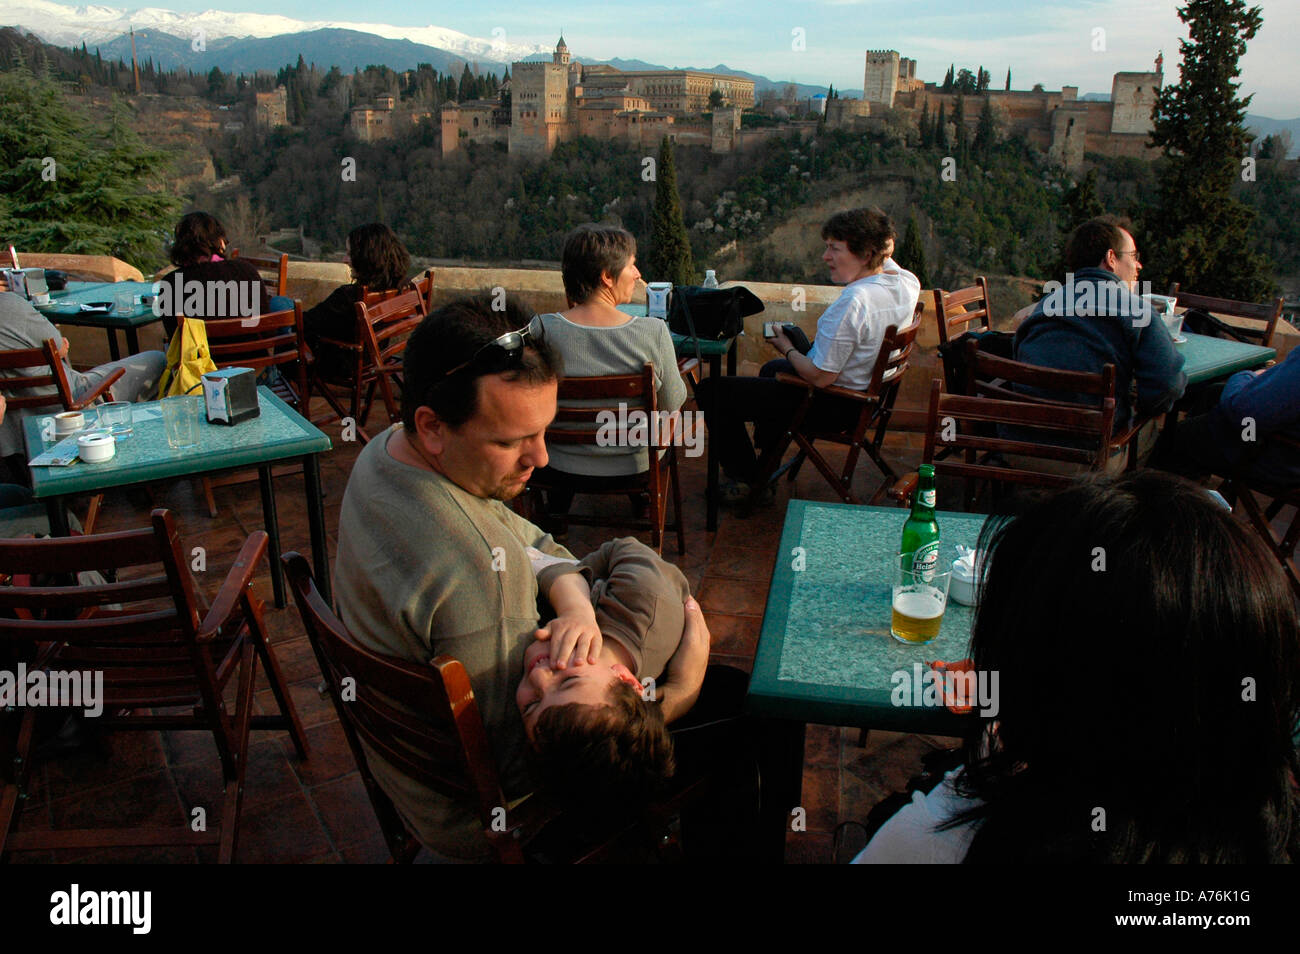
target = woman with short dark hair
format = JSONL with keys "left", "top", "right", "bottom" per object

{"left": 303, "top": 224, "right": 411, "bottom": 381}
{"left": 532, "top": 224, "right": 686, "bottom": 485}
{"left": 855, "top": 471, "right": 1300, "bottom": 863}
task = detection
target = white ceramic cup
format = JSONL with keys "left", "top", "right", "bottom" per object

{"left": 53, "top": 411, "right": 85, "bottom": 436}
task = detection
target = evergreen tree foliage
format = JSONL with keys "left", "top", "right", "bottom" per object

{"left": 918, "top": 100, "right": 932, "bottom": 148}
{"left": 896, "top": 214, "right": 930, "bottom": 287}
{"left": 952, "top": 94, "right": 967, "bottom": 159}
{"left": 942, "top": 65, "right": 955, "bottom": 93}
{"left": 974, "top": 97, "right": 997, "bottom": 158}
{"left": 648, "top": 137, "right": 695, "bottom": 285}
{"left": 1005, "top": 68, "right": 1012, "bottom": 91}
{"left": 1145, "top": 0, "right": 1275, "bottom": 298}
{"left": 0, "top": 67, "right": 178, "bottom": 270}
{"left": 935, "top": 101, "right": 948, "bottom": 152}
{"left": 976, "top": 66, "right": 990, "bottom": 93}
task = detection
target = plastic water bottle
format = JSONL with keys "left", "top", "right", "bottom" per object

{"left": 702, "top": 269, "right": 718, "bottom": 289}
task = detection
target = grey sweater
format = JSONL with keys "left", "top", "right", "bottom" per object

{"left": 533, "top": 311, "right": 687, "bottom": 476}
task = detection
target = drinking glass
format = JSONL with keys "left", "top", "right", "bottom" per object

{"left": 98, "top": 401, "right": 133, "bottom": 440}
{"left": 114, "top": 290, "right": 136, "bottom": 316}
{"left": 891, "top": 553, "right": 951, "bottom": 644}
{"left": 162, "top": 395, "right": 199, "bottom": 450}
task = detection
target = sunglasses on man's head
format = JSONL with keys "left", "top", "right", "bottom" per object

{"left": 442, "top": 325, "right": 535, "bottom": 378}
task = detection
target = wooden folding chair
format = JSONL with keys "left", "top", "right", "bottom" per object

{"left": 0, "top": 511, "right": 309, "bottom": 863}
{"left": 311, "top": 289, "right": 424, "bottom": 443}
{"left": 759, "top": 305, "right": 923, "bottom": 506}
{"left": 0, "top": 338, "right": 124, "bottom": 533}
{"left": 193, "top": 305, "right": 312, "bottom": 517}
{"left": 1168, "top": 283, "right": 1285, "bottom": 349}
{"left": 889, "top": 378, "right": 1116, "bottom": 509}
{"left": 526, "top": 363, "right": 685, "bottom": 555}
{"left": 228, "top": 249, "right": 288, "bottom": 299}
{"left": 932, "top": 277, "right": 993, "bottom": 345}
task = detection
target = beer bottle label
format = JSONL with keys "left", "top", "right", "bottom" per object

{"left": 920, "top": 489, "right": 936, "bottom": 508}
{"left": 911, "top": 541, "right": 940, "bottom": 581}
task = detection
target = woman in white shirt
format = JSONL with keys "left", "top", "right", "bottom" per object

{"left": 696, "top": 207, "right": 919, "bottom": 507}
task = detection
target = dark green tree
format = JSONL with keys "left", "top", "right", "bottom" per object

{"left": 918, "top": 99, "right": 932, "bottom": 148}
{"left": 648, "top": 137, "right": 695, "bottom": 285}
{"left": 942, "top": 64, "right": 955, "bottom": 93}
{"left": 1005, "top": 68, "right": 1011, "bottom": 90}
{"left": 1145, "top": 0, "right": 1274, "bottom": 298}
{"left": 0, "top": 68, "right": 179, "bottom": 270}
{"left": 896, "top": 214, "right": 930, "bottom": 287}
{"left": 976, "top": 66, "right": 990, "bottom": 93}
{"left": 935, "top": 101, "right": 948, "bottom": 152}
{"left": 458, "top": 64, "right": 475, "bottom": 101}
{"left": 708, "top": 89, "right": 724, "bottom": 108}
{"left": 973, "top": 96, "right": 997, "bottom": 158}
{"left": 952, "top": 94, "right": 967, "bottom": 158}
{"left": 955, "top": 68, "right": 977, "bottom": 94}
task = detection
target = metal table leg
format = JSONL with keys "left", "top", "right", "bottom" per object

{"left": 45, "top": 497, "right": 71, "bottom": 537}
{"left": 124, "top": 327, "right": 140, "bottom": 357}
{"left": 706, "top": 353, "right": 722, "bottom": 532}
{"left": 106, "top": 329, "right": 121, "bottom": 362}
{"left": 302, "top": 454, "right": 330, "bottom": 606}
{"left": 258, "top": 465, "right": 285, "bottom": 608}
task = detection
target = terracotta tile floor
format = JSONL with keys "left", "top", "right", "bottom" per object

{"left": 21, "top": 394, "right": 1288, "bottom": 864}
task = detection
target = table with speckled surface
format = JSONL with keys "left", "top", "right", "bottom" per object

{"left": 748, "top": 498, "right": 986, "bottom": 735}
{"left": 24, "top": 386, "right": 332, "bottom": 607}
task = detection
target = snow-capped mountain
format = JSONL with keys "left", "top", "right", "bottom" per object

{"left": 3, "top": 0, "right": 550, "bottom": 62}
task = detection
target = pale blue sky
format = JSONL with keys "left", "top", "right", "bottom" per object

{"left": 134, "top": 0, "right": 1300, "bottom": 116}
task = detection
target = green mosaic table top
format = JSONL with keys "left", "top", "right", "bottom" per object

{"left": 747, "top": 499, "right": 987, "bottom": 733}
{"left": 615, "top": 303, "right": 736, "bottom": 356}
{"left": 1179, "top": 332, "right": 1274, "bottom": 385}
{"left": 38, "top": 281, "right": 161, "bottom": 328}
{"left": 24, "top": 387, "right": 331, "bottom": 498}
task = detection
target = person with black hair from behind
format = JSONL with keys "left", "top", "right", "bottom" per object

{"left": 855, "top": 470, "right": 1300, "bottom": 863}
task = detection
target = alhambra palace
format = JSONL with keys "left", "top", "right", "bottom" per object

{"left": 338, "top": 37, "right": 1164, "bottom": 173}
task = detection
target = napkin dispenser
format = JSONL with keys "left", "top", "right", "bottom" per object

{"left": 201, "top": 368, "right": 260, "bottom": 425}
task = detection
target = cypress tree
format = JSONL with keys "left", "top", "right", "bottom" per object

{"left": 1005, "top": 67, "right": 1011, "bottom": 91}
{"left": 973, "top": 97, "right": 997, "bottom": 158}
{"left": 942, "top": 64, "right": 955, "bottom": 93}
{"left": 896, "top": 214, "right": 930, "bottom": 288}
{"left": 952, "top": 94, "right": 967, "bottom": 158}
{"left": 1145, "top": 0, "right": 1274, "bottom": 298}
{"left": 918, "top": 99, "right": 932, "bottom": 148}
{"left": 649, "top": 137, "right": 695, "bottom": 286}
{"left": 935, "top": 101, "right": 948, "bottom": 152}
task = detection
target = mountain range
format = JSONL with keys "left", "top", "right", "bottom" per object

{"left": 4, "top": 0, "right": 1295, "bottom": 149}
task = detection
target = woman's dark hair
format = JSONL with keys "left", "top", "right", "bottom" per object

{"left": 170, "top": 211, "right": 227, "bottom": 266}
{"left": 348, "top": 223, "right": 410, "bottom": 292}
{"left": 401, "top": 293, "right": 560, "bottom": 431}
{"left": 561, "top": 225, "right": 636, "bottom": 305}
{"left": 1063, "top": 215, "right": 1132, "bottom": 272}
{"left": 949, "top": 471, "right": 1300, "bottom": 862}
{"left": 821, "top": 207, "right": 895, "bottom": 270}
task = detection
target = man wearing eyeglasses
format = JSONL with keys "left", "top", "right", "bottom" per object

{"left": 332, "top": 293, "right": 711, "bottom": 860}
{"left": 1013, "top": 215, "right": 1186, "bottom": 463}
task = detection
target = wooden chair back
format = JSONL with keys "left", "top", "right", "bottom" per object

{"left": 529, "top": 363, "right": 684, "bottom": 554}
{"left": 920, "top": 377, "right": 1116, "bottom": 491}
{"left": 933, "top": 277, "right": 993, "bottom": 346}
{"left": 0, "top": 510, "right": 307, "bottom": 861}
{"left": 1168, "top": 283, "right": 1284, "bottom": 348}
{"left": 202, "top": 303, "right": 311, "bottom": 412}
{"left": 0, "top": 339, "right": 123, "bottom": 412}
{"left": 228, "top": 249, "right": 289, "bottom": 298}
{"left": 281, "top": 551, "right": 524, "bottom": 863}
{"left": 354, "top": 289, "right": 426, "bottom": 428}
{"left": 404, "top": 268, "right": 435, "bottom": 315}
{"left": 964, "top": 337, "right": 1117, "bottom": 406}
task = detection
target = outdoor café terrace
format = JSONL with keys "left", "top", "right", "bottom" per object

{"left": 2, "top": 255, "right": 1296, "bottom": 864}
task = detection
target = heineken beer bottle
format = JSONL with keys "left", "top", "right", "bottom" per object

{"left": 901, "top": 464, "right": 940, "bottom": 581}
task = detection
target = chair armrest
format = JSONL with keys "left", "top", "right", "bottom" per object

{"left": 773, "top": 372, "right": 812, "bottom": 390}
{"left": 197, "top": 530, "right": 269, "bottom": 641}
{"left": 65, "top": 368, "right": 125, "bottom": 410}
{"left": 773, "top": 371, "right": 871, "bottom": 402}
{"left": 889, "top": 472, "right": 918, "bottom": 503}
{"left": 316, "top": 335, "right": 364, "bottom": 352}
{"left": 677, "top": 357, "right": 700, "bottom": 384}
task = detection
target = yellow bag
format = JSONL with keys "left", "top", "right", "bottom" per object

{"left": 158, "top": 317, "right": 217, "bottom": 398}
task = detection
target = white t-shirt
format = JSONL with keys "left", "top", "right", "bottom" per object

{"left": 808, "top": 258, "right": 920, "bottom": 391}
{"left": 851, "top": 771, "right": 982, "bottom": 864}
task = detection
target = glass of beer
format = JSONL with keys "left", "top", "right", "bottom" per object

{"left": 891, "top": 553, "right": 951, "bottom": 644}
